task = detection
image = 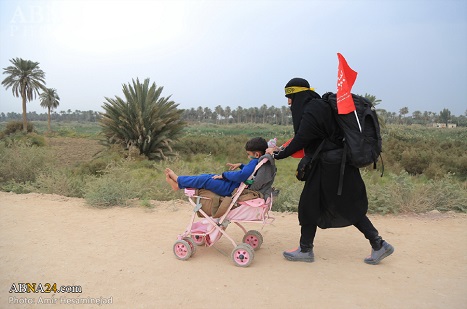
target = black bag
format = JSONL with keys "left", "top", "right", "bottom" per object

{"left": 322, "top": 92, "right": 382, "bottom": 168}
{"left": 322, "top": 92, "right": 383, "bottom": 195}
{"left": 295, "top": 141, "right": 325, "bottom": 181}
{"left": 296, "top": 155, "right": 313, "bottom": 181}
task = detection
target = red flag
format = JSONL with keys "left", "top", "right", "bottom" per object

{"left": 282, "top": 138, "right": 304, "bottom": 158}
{"left": 336, "top": 53, "right": 358, "bottom": 114}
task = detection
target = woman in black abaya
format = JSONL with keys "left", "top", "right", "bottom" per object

{"left": 267, "top": 77, "right": 394, "bottom": 264}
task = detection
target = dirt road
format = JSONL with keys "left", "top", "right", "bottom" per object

{"left": 1, "top": 192, "right": 465, "bottom": 308}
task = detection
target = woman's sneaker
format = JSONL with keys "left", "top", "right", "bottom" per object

{"left": 364, "top": 241, "right": 394, "bottom": 265}
{"left": 283, "top": 247, "right": 314, "bottom": 262}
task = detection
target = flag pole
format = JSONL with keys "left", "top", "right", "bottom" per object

{"left": 354, "top": 110, "right": 362, "bottom": 132}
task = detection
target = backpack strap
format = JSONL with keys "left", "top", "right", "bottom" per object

{"left": 378, "top": 154, "right": 384, "bottom": 177}
{"left": 337, "top": 142, "right": 347, "bottom": 196}
{"left": 312, "top": 140, "right": 326, "bottom": 161}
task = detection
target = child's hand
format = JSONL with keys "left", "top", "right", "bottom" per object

{"left": 212, "top": 174, "right": 223, "bottom": 179}
{"left": 226, "top": 163, "right": 241, "bottom": 170}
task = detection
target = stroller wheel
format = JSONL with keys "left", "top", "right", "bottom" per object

{"left": 243, "top": 230, "right": 264, "bottom": 250}
{"left": 191, "top": 235, "right": 206, "bottom": 246}
{"left": 173, "top": 240, "right": 192, "bottom": 261}
{"left": 183, "top": 237, "right": 197, "bottom": 256}
{"left": 231, "top": 244, "right": 255, "bottom": 267}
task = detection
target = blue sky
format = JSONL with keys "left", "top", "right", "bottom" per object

{"left": 0, "top": 0, "right": 466, "bottom": 116}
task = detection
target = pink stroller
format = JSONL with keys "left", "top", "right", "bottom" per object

{"left": 173, "top": 158, "right": 275, "bottom": 267}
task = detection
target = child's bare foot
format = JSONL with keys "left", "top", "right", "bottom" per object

{"left": 165, "top": 168, "right": 178, "bottom": 182}
{"left": 165, "top": 175, "right": 179, "bottom": 191}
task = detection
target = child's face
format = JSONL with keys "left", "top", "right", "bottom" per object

{"left": 246, "top": 151, "right": 260, "bottom": 160}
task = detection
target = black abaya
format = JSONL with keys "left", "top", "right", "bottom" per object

{"left": 274, "top": 91, "right": 368, "bottom": 228}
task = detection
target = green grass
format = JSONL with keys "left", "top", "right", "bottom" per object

{"left": 0, "top": 122, "right": 465, "bottom": 213}
{"left": 0, "top": 121, "right": 102, "bottom": 138}
{"left": 182, "top": 122, "right": 294, "bottom": 139}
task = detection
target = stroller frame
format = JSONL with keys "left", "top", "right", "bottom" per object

{"left": 173, "top": 158, "right": 275, "bottom": 267}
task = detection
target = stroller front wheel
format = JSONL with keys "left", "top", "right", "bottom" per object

{"left": 231, "top": 244, "right": 255, "bottom": 267}
{"left": 173, "top": 240, "right": 193, "bottom": 261}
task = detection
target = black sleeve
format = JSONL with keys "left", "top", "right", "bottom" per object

{"left": 275, "top": 103, "right": 329, "bottom": 160}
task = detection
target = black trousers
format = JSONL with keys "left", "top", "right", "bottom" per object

{"left": 300, "top": 215, "right": 383, "bottom": 251}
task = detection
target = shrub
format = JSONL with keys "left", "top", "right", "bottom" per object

{"left": 1, "top": 132, "right": 46, "bottom": 147}
{"left": 365, "top": 172, "right": 409, "bottom": 214}
{"left": 83, "top": 162, "right": 180, "bottom": 207}
{"left": 0, "top": 180, "right": 35, "bottom": 194}
{"left": 84, "top": 175, "right": 137, "bottom": 207}
{"left": 100, "top": 78, "right": 185, "bottom": 160}
{"left": 400, "top": 148, "right": 430, "bottom": 175}
{"left": 365, "top": 171, "right": 467, "bottom": 214}
{"left": 3, "top": 120, "right": 34, "bottom": 134}
{"left": 271, "top": 183, "right": 301, "bottom": 212}
{"left": 72, "top": 153, "right": 121, "bottom": 176}
{"left": 0, "top": 143, "right": 51, "bottom": 183}
{"left": 421, "top": 175, "right": 467, "bottom": 212}
{"left": 35, "top": 169, "right": 87, "bottom": 198}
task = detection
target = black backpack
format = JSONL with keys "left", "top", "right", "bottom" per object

{"left": 322, "top": 92, "right": 383, "bottom": 194}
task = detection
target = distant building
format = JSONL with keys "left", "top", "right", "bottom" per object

{"left": 432, "top": 123, "right": 457, "bottom": 128}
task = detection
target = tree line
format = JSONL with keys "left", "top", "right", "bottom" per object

{"left": 2, "top": 105, "right": 466, "bottom": 127}
{"left": 0, "top": 110, "right": 100, "bottom": 123}
{"left": 182, "top": 105, "right": 467, "bottom": 127}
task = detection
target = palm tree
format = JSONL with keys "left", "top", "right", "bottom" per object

{"left": 439, "top": 108, "right": 451, "bottom": 126}
{"left": 224, "top": 106, "right": 231, "bottom": 123}
{"left": 236, "top": 106, "right": 244, "bottom": 123}
{"left": 260, "top": 104, "right": 268, "bottom": 123}
{"left": 215, "top": 105, "right": 223, "bottom": 124}
{"left": 399, "top": 107, "right": 409, "bottom": 124}
{"left": 362, "top": 93, "right": 385, "bottom": 127}
{"left": 2, "top": 58, "right": 46, "bottom": 132}
{"left": 100, "top": 78, "right": 185, "bottom": 160}
{"left": 39, "top": 88, "right": 60, "bottom": 132}
{"left": 363, "top": 93, "right": 382, "bottom": 106}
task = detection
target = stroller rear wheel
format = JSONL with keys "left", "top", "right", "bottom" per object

{"left": 191, "top": 235, "right": 206, "bottom": 246}
{"left": 243, "top": 230, "right": 263, "bottom": 250}
{"left": 231, "top": 244, "right": 255, "bottom": 267}
{"left": 173, "top": 240, "right": 193, "bottom": 261}
{"left": 183, "top": 237, "right": 197, "bottom": 256}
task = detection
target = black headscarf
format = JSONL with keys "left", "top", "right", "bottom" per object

{"left": 285, "top": 78, "right": 321, "bottom": 133}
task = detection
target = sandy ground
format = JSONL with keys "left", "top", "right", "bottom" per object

{"left": 0, "top": 192, "right": 466, "bottom": 309}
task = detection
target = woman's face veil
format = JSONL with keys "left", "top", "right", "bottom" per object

{"left": 284, "top": 78, "right": 318, "bottom": 133}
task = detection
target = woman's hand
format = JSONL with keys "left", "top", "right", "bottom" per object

{"left": 212, "top": 174, "right": 223, "bottom": 179}
{"left": 226, "top": 163, "right": 241, "bottom": 170}
{"left": 265, "top": 147, "right": 277, "bottom": 155}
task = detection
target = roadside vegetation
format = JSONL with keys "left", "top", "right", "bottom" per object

{"left": 0, "top": 121, "right": 465, "bottom": 213}
{"left": 1, "top": 58, "right": 464, "bottom": 212}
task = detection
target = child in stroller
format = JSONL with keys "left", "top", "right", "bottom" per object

{"left": 165, "top": 137, "right": 271, "bottom": 197}
{"left": 169, "top": 138, "right": 277, "bottom": 267}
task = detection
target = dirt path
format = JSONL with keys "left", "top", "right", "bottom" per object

{"left": 1, "top": 192, "right": 466, "bottom": 309}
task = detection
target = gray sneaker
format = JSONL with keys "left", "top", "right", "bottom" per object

{"left": 364, "top": 241, "right": 394, "bottom": 265}
{"left": 283, "top": 247, "right": 314, "bottom": 262}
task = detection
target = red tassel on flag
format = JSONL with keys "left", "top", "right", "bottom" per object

{"left": 337, "top": 53, "right": 358, "bottom": 114}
